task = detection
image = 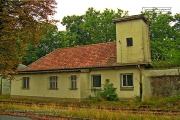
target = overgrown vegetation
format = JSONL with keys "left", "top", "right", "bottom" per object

{"left": 97, "top": 81, "right": 119, "bottom": 101}
{"left": 0, "top": 95, "right": 180, "bottom": 119}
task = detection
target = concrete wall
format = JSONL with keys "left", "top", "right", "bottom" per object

{"left": 143, "top": 68, "right": 180, "bottom": 98}
{"left": 11, "top": 67, "right": 143, "bottom": 100}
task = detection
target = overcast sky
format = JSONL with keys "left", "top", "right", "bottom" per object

{"left": 54, "top": 0, "right": 180, "bottom": 30}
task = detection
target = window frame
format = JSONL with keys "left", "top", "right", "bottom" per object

{"left": 49, "top": 76, "right": 58, "bottom": 90}
{"left": 126, "top": 37, "right": 133, "bottom": 46}
{"left": 70, "top": 75, "right": 77, "bottom": 90}
{"left": 22, "top": 77, "right": 30, "bottom": 89}
{"left": 120, "top": 74, "right": 134, "bottom": 90}
{"left": 91, "top": 75, "right": 101, "bottom": 89}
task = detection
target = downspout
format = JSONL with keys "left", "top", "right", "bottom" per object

{"left": 0, "top": 75, "right": 2, "bottom": 95}
{"left": 137, "top": 65, "right": 142, "bottom": 101}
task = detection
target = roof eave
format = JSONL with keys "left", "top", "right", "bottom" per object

{"left": 18, "top": 63, "right": 150, "bottom": 74}
{"left": 112, "top": 14, "right": 150, "bottom": 24}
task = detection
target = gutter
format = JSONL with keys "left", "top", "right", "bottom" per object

{"left": 18, "top": 63, "right": 148, "bottom": 74}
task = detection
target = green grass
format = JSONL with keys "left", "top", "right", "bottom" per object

{"left": 0, "top": 95, "right": 10, "bottom": 99}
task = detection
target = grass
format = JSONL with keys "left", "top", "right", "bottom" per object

{"left": 0, "top": 103, "right": 179, "bottom": 120}
{"left": 0, "top": 95, "right": 10, "bottom": 99}
{"left": 0, "top": 95, "right": 180, "bottom": 119}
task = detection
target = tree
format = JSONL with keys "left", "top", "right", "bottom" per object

{"left": 61, "top": 7, "right": 128, "bottom": 46}
{"left": 0, "top": 0, "right": 57, "bottom": 75}
{"left": 22, "top": 24, "right": 67, "bottom": 65}
{"left": 143, "top": 10, "right": 180, "bottom": 67}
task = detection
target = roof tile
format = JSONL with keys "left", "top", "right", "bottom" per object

{"left": 20, "top": 42, "right": 117, "bottom": 71}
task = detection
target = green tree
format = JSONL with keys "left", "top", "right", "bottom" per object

{"left": 143, "top": 10, "right": 180, "bottom": 67}
{"left": 22, "top": 24, "right": 66, "bottom": 65}
{"left": 61, "top": 7, "right": 128, "bottom": 46}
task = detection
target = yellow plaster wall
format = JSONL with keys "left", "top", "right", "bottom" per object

{"left": 11, "top": 72, "right": 81, "bottom": 99}
{"left": 87, "top": 68, "right": 141, "bottom": 99}
{"left": 79, "top": 72, "right": 90, "bottom": 98}
{"left": 12, "top": 67, "right": 143, "bottom": 99}
{"left": 116, "top": 19, "right": 151, "bottom": 64}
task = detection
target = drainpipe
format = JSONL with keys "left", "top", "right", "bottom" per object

{"left": 137, "top": 65, "right": 142, "bottom": 101}
{"left": 0, "top": 75, "right": 2, "bottom": 95}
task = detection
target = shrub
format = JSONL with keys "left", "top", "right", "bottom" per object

{"left": 98, "top": 81, "right": 119, "bottom": 101}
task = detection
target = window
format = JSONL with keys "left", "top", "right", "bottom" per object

{"left": 22, "top": 77, "right": 29, "bottom": 89}
{"left": 49, "top": 76, "right": 58, "bottom": 90}
{"left": 70, "top": 75, "right": 77, "bottom": 90}
{"left": 126, "top": 38, "right": 133, "bottom": 46}
{"left": 120, "top": 74, "right": 133, "bottom": 90}
{"left": 92, "top": 75, "right": 101, "bottom": 89}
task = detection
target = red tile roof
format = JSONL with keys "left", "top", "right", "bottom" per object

{"left": 19, "top": 42, "right": 117, "bottom": 72}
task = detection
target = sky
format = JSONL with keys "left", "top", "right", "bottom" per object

{"left": 54, "top": 0, "right": 180, "bottom": 30}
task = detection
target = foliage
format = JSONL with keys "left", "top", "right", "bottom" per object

{"left": 143, "top": 10, "right": 180, "bottom": 67}
{"left": 0, "top": 95, "right": 10, "bottom": 99}
{"left": 15, "top": 7, "right": 180, "bottom": 67}
{"left": 141, "top": 96, "right": 180, "bottom": 110}
{"left": 23, "top": 8, "right": 128, "bottom": 65}
{"left": 98, "top": 81, "right": 119, "bottom": 101}
{"left": 22, "top": 24, "right": 66, "bottom": 65}
{"left": 61, "top": 7, "right": 128, "bottom": 46}
{"left": 0, "top": 0, "right": 57, "bottom": 75}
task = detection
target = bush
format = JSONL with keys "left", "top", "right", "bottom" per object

{"left": 98, "top": 81, "right": 119, "bottom": 101}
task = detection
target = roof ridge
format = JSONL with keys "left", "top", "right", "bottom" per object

{"left": 55, "top": 41, "right": 116, "bottom": 51}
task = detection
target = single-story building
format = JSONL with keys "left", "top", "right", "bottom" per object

{"left": 11, "top": 14, "right": 180, "bottom": 100}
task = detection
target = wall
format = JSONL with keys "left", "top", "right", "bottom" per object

{"left": 88, "top": 68, "right": 141, "bottom": 99}
{"left": 11, "top": 72, "right": 81, "bottom": 99}
{"left": 115, "top": 19, "right": 151, "bottom": 64}
{"left": 11, "top": 67, "right": 142, "bottom": 100}
{"left": 143, "top": 68, "right": 180, "bottom": 99}
{"left": 0, "top": 76, "right": 10, "bottom": 95}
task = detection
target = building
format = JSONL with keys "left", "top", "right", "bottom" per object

{"left": 11, "top": 14, "right": 156, "bottom": 100}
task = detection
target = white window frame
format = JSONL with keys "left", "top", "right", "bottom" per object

{"left": 120, "top": 74, "right": 134, "bottom": 90}
{"left": 22, "top": 77, "right": 29, "bottom": 89}
{"left": 91, "top": 75, "right": 101, "bottom": 89}
{"left": 49, "top": 76, "right": 58, "bottom": 90}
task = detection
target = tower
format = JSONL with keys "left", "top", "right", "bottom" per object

{"left": 112, "top": 14, "right": 151, "bottom": 64}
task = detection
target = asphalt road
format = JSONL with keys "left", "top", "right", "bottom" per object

{"left": 0, "top": 115, "right": 32, "bottom": 120}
